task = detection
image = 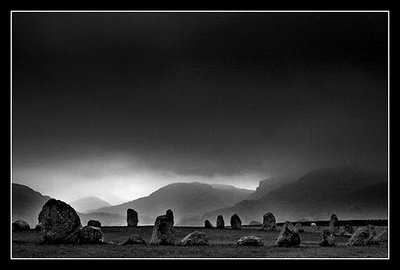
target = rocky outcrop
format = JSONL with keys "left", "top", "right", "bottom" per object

{"left": 237, "top": 236, "right": 263, "bottom": 246}
{"left": 149, "top": 210, "right": 175, "bottom": 245}
{"left": 127, "top": 208, "right": 138, "bottom": 227}
{"left": 216, "top": 215, "right": 225, "bottom": 228}
{"left": 275, "top": 221, "right": 301, "bottom": 247}
{"left": 262, "top": 212, "right": 277, "bottom": 231}
{"left": 230, "top": 214, "right": 242, "bottom": 229}
{"left": 38, "top": 199, "right": 82, "bottom": 244}
{"left": 180, "top": 231, "right": 209, "bottom": 246}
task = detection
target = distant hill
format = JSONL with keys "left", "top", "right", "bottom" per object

{"left": 88, "top": 182, "right": 253, "bottom": 225}
{"left": 12, "top": 183, "right": 52, "bottom": 227}
{"left": 202, "top": 166, "right": 388, "bottom": 224}
{"left": 70, "top": 196, "right": 111, "bottom": 213}
{"left": 248, "top": 175, "right": 299, "bottom": 200}
{"left": 77, "top": 212, "right": 125, "bottom": 226}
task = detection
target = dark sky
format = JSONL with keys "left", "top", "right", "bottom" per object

{"left": 12, "top": 12, "right": 388, "bottom": 203}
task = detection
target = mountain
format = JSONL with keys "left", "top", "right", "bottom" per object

{"left": 202, "top": 166, "right": 388, "bottom": 224}
{"left": 12, "top": 183, "right": 52, "bottom": 227}
{"left": 70, "top": 196, "right": 111, "bottom": 213}
{"left": 88, "top": 182, "right": 253, "bottom": 225}
{"left": 248, "top": 175, "right": 299, "bottom": 200}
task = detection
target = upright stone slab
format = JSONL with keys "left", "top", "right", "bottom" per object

{"left": 275, "top": 221, "right": 301, "bottom": 247}
{"left": 262, "top": 212, "right": 277, "bottom": 231}
{"left": 230, "top": 214, "right": 242, "bottom": 229}
{"left": 127, "top": 208, "right": 138, "bottom": 227}
{"left": 216, "top": 215, "right": 225, "bottom": 228}
{"left": 38, "top": 198, "right": 82, "bottom": 244}
{"left": 329, "top": 214, "right": 339, "bottom": 234}
{"left": 149, "top": 210, "right": 175, "bottom": 245}
{"left": 204, "top": 219, "right": 214, "bottom": 228}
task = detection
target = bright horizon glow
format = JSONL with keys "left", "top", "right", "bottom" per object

{"left": 12, "top": 155, "right": 263, "bottom": 205}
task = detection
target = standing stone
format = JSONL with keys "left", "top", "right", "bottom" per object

{"left": 230, "top": 214, "right": 242, "bottom": 229}
{"left": 180, "top": 231, "right": 209, "bottom": 246}
{"left": 262, "top": 212, "right": 277, "bottom": 231}
{"left": 319, "top": 229, "right": 335, "bottom": 246}
{"left": 38, "top": 198, "right": 82, "bottom": 244}
{"left": 275, "top": 221, "right": 301, "bottom": 247}
{"left": 149, "top": 210, "right": 175, "bottom": 245}
{"left": 237, "top": 236, "right": 263, "bottom": 246}
{"left": 166, "top": 209, "right": 174, "bottom": 226}
{"left": 12, "top": 220, "right": 30, "bottom": 231}
{"left": 347, "top": 225, "right": 381, "bottom": 246}
{"left": 204, "top": 220, "right": 214, "bottom": 228}
{"left": 216, "top": 215, "right": 225, "bottom": 229}
{"left": 329, "top": 214, "right": 339, "bottom": 234}
{"left": 127, "top": 208, "right": 138, "bottom": 227}
{"left": 77, "top": 226, "right": 103, "bottom": 244}
{"left": 87, "top": 220, "right": 101, "bottom": 228}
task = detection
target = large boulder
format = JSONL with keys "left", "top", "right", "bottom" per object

{"left": 237, "top": 236, "right": 263, "bottom": 246}
{"left": 329, "top": 214, "right": 339, "bottom": 235}
{"left": 87, "top": 220, "right": 101, "bottom": 228}
{"left": 230, "top": 214, "right": 242, "bottom": 229}
{"left": 204, "top": 220, "right": 214, "bottom": 228}
{"left": 77, "top": 226, "right": 103, "bottom": 244}
{"left": 275, "top": 221, "right": 301, "bottom": 247}
{"left": 340, "top": 225, "right": 354, "bottom": 237}
{"left": 216, "top": 215, "right": 225, "bottom": 228}
{"left": 319, "top": 229, "right": 335, "bottom": 246}
{"left": 38, "top": 198, "right": 82, "bottom": 244}
{"left": 180, "top": 231, "right": 209, "bottom": 246}
{"left": 127, "top": 208, "right": 138, "bottom": 227}
{"left": 149, "top": 210, "right": 175, "bottom": 245}
{"left": 262, "top": 212, "right": 277, "bottom": 231}
{"left": 12, "top": 220, "right": 30, "bottom": 231}
{"left": 347, "top": 225, "right": 381, "bottom": 246}
{"left": 121, "top": 234, "right": 146, "bottom": 245}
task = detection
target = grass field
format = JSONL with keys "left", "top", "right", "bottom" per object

{"left": 12, "top": 226, "right": 388, "bottom": 258}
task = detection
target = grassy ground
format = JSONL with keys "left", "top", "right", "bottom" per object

{"left": 12, "top": 226, "right": 388, "bottom": 258}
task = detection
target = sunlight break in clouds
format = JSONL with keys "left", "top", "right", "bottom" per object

{"left": 12, "top": 154, "right": 262, "bottom": 205}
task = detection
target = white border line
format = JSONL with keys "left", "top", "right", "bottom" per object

{"left": 10, "top": 10, "right": 390, "bottom": 260}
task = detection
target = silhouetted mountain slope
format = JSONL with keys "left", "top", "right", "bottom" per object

{"left": 12, "top": 183, "right": 52, "bottom": 227}
{"left": 203, "top": 166, "right": 388, "bottom": 223}
{"left": 248, "top": 175, "right": 299, "bottom": 200}
{"left": 89, "top": 182, "right": 253, "bottom": 225}
{"left": 70, "top": 196, "right": 111, "bottom": 213}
